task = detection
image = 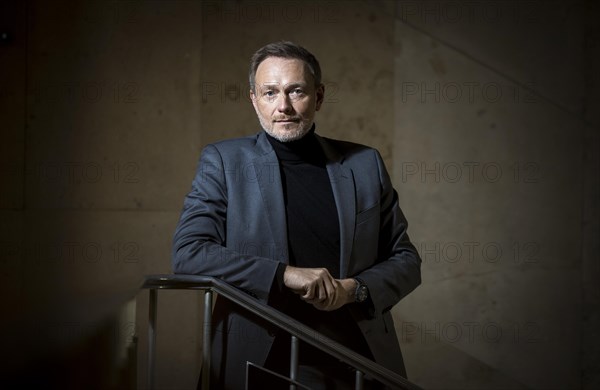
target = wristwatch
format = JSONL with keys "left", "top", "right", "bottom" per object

{"left": 354, "top": 278, "right": 369, "bottom": 303}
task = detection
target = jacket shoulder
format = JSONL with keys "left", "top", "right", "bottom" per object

{"left": 200, "top": 133, "right": 269, "bottom": 161}
{"left": 208, "top": 133, "right": 261, "bottom": 151}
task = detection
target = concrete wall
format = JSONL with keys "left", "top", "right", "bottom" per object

{"left": 1, "top": 0, "right": 597, "bottom": 389}
{"left": 1, "top": 1, "right": 204, "bottom": 388}
{"left": 393, "top": 1, "right": 597, "bottom": 389}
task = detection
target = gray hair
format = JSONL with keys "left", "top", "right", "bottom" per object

{"left": 249, "top": 41, "right": 322, "bottom": 92}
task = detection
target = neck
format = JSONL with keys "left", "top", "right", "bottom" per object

{"left": 265, "top": 125, "right": 325, "bottom": 165}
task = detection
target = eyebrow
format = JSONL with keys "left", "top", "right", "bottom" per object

{"left": 260, "top": 82, "right": 308, "bottom": 90}
{"left": 285, "top": 83, "right": 307, "bottom": 90}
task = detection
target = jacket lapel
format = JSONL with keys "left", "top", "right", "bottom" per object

{"left": 252, "top": 131, "right": 357, "bottom": 273}
{"left": 316, "top": 135, "right": 356, "bottom": 278}
{"left": 253, "top": 132, "right": 290, "bottom": 263}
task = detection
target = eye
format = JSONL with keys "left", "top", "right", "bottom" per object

{"left": 289, "top": 88, "right": 305, "bottom": 100}
{"left": 262, "top": 89, "right": 278, "bottom": 101}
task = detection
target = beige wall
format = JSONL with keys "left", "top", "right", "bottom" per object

{"left": 1, "top": 1, "right": 598, "bottom": 389}
{"left": 1, "top": 1, "right": 204, "bottom": 388}
{"left": 393, "top": 1, "right": 594, "bottom": 388}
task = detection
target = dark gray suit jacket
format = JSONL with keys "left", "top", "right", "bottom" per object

{"left": 173, "top": 130, "right": 421, "bottom": 389}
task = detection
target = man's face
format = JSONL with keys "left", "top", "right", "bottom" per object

{"left": 250, "top": 57, "right": 324, "bottom": 142}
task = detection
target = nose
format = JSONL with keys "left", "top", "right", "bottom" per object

{"left": 277, "top": 94, "right": 293, "bottom": 113}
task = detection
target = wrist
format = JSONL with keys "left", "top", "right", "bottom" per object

{"left": 282, "top": 265, "right": 294, "bottom": 282}
{"left": 342, "top": 278, "right": 358, "bottom": 303}
{"left": 353, "top": 277, "right": 369, "bottom": 303}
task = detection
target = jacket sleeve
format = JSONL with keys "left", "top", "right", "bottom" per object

{"left": 172, "top": 144, "right": 281, "bottom": 302}
{"left": 354, "top": 150, "right": 422, "bottom": 316}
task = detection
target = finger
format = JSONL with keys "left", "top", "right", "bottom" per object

{"left": 317, "top": 279, "right": 328, "bottom": 301}
{"left": 299, "top": 294, "right": 319, "bottom": 304}
{"left": 302, "top": 284, "right": 314, "bottom": 301}
{"left": 322, "top": 276, "right": 336, "bottom": 305}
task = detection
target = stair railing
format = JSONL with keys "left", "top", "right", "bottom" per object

{"left": 142, "top": 274, "right": 422, "bottom": 390}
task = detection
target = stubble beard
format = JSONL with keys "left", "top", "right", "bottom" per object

{"left": 258, "top": 115, "right": 313, "bottom": 142}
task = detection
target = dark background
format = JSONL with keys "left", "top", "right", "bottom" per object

{"left": 1, "top": 1, "right": 598, "bottom": 389}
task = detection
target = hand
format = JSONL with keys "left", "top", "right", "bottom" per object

{"left": 283, "top": 266, "right": 336, "bottom": 303}
{"left": 311, "top": 278, "right": 356, "bottom": 312}
{"left": 283, "top": 266, "right": 357, "bottom": 311}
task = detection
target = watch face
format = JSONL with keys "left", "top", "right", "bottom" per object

{"left": 356, "top": 285, "right": 368, "bottom": 302}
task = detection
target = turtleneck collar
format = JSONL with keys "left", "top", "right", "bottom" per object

{"left": 264, "top": 124, "right": 326, "bottom": 165}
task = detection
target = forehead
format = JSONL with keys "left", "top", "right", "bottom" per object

{"left": 255, "top": 57, "right": 313, "bottom": 85}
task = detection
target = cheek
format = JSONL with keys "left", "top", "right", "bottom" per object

{"left": 256, "top": 103, "right": 271, "bottom": 116}
{"left": 252, "top": 99, "right": 261, "bottom": 112}
{"left": 295, "top": 102, "right": 313, "bottom": 116}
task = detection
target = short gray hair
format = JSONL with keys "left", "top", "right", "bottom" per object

{"left": 249, "top": 41, "right": 322, "bottom": 91}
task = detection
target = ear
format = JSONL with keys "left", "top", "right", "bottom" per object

{"left": 315, "top": 83, "right": 325, "bottom": 111}
{"left": 250, "top": 88, "right": 258, "bottom": 111}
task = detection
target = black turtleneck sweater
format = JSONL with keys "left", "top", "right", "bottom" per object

{"left": 266, "top": 128, "right": 341, "bottom": 274}
{"left": 265, "top": 128, "right": 373, "bottom": 365}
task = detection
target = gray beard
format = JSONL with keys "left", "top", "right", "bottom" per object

{"left": 259, "top": 120, "right": 312, "bottom": 142}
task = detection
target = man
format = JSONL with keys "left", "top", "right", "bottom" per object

{"left": 173, "top": 41, "right": 421, "bottom": 389}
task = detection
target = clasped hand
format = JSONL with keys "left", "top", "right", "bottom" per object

{"left": 283, "top": 265, "right": 356, "bottom": 311}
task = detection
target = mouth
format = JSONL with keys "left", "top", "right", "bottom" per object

{"left": 274, "top": 118, "right": 300, "bottom": 124}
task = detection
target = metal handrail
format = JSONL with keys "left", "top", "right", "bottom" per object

{"left": 142, "top": 274, "right": 422, "bottom": 390}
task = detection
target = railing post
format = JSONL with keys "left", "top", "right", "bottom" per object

{"left": 289, "top": 335, "right": 299, "bottom": 390}
{"left": 148, "top": 289, "right": 157, "bottom": 390}
{"left": 202, "top": 290, "right": 213, "bottom": 390}
{"left": 355, "top": 369, "right": 364, "bottom": 390}
{"left": 141, "top": 275, "right": 422, "bottom": 390}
